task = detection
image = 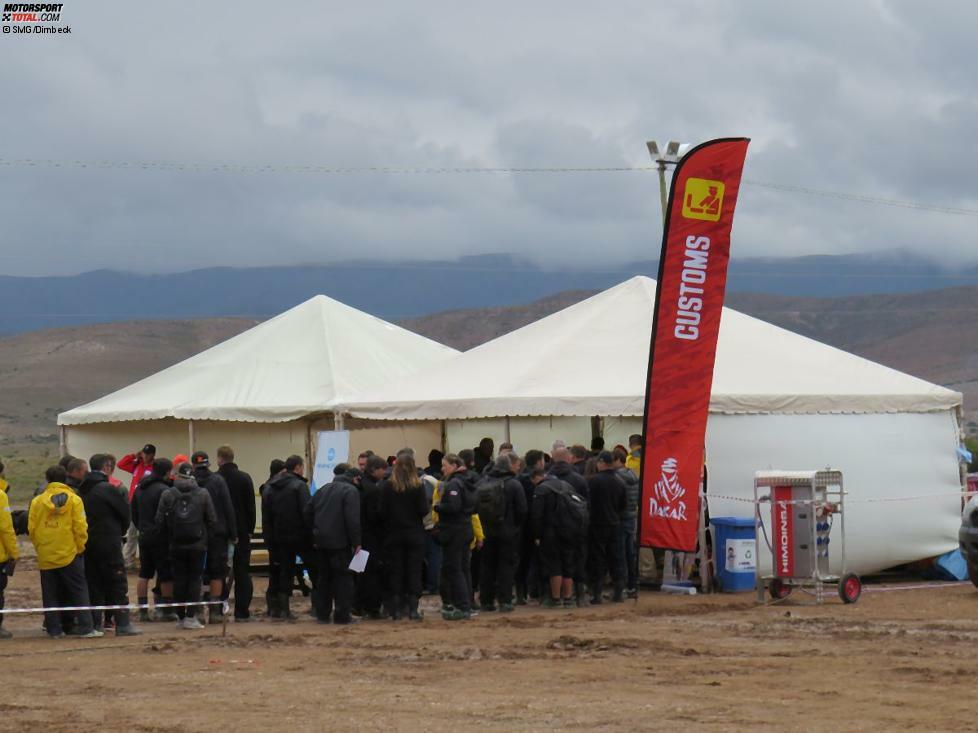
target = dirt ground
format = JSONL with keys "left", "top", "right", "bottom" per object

{"left": 2, "top": 555, "right": 977, "bottom": 733}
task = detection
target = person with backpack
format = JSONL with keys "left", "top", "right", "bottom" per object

{"left": 303, "top": 464, "right": 362, "bottom": 625}
{"left": 476, "top": 453, "right": 527, "bottom": 613}
{"left": 190, "top": 451, "right": 237, "bottom": 624}
{"left": 550, "top": 447, "right": 589, "bottom": 500}
{"left": 379, "top": 452, "right": 428, "bottom": 621}
{"left": 434, "top": 454, "right": 477, "bottom": 620}
{"left": 530, "top": 466, "right": 589, "bottom": 608}
{"left": 586, "top": 451, "right": 628, "bottom": 604}
{"left": 261, "top": 455, "right": 314, "bottom": 621}
{"left": 29, "top": 465, "right": 102, "bottom": 638}
{"left": 612, "top": 447, "right": 640, "bottom": 599}
{"left": 155, "top": 462, "right": 217, "bottom": 629}
{"left": 78, "top": 454, "right": 142, "bottom": 636}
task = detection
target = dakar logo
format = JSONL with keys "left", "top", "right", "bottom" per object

{"left": 681, "top": 177, "right": 724, "bottom": 222}
{"left": 649, "top": 457, "right": 687, "bottom": 521}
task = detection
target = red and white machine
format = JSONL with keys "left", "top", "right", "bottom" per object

{"left": 754, "top": 470, "right": 860, "bottom": 604}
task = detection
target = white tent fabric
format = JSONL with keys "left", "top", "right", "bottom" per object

{"left": 58, "top": 295, "right": 459, "bottom": 425}
{"left": 340, "top": 276, "right": 961, "bottom": 419}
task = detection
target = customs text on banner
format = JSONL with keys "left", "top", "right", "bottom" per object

{"left": 639, "top": 138, "right": 750, "bottom": 551}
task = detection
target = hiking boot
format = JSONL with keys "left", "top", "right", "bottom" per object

{"left": 115, "top": 625, "right": 143, "bottom": 637}
{"left": 562, "top": 599, "right": 575, "bottom": 608}
{"left": 234, "top": 616, "right": 254, "bottom": 623}
{"left": 499, "top": 603, "right": 514, "bottom": 613}
{"left": 208, "top": 606, "right": 224, "bottom": 625}
{"left": 440, "top": 604, "right": 456, "bottom": 620}
{"left": 408, "top": 599, "right": 423, "bottom": 622}
{"left": 515, "top": 595, "right": 528, "bottom": 606}
{"left": 48, "top": 631, "right": 66, "bottom": 639}
{"left": 443, "top": 607, "right": 471, "bottom": 621}
{"left": 626, "top": 587, "right": 638, "bottom": 600}
{"left": 139, "top": 609, "right": 152, "bottom": 624}
{"left": 541, "top": 597, "right": 562, "bottom": 609}
{"left": 589, "top": 596, "right": 603, "bottom": 605}
{"left": 480, "top": 603, "right": 497, "bottom": 613}
{"left": 334, "top": 617, "right": 360, "bottom": 626}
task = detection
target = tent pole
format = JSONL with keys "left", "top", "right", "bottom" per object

{"left": 334, "top": 412, "right": 345, "bottom": 431}
{"left": 59, "top": 425, "right": 67, "bottom": 458}
{"left": 504, "top": 416, "right": 511, "bottom": 444}
{"left": 188, "top": 420, "right": 196, "bottom": 454}
{"left": 306, "top": 420, "right": 314, "bottom": 477}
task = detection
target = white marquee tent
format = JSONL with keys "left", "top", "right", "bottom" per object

{"left": 339, "top": 277, "right": 965, "bottom": 575}
{"left": 58, "top": 295, "right": 458, "bottom": 483}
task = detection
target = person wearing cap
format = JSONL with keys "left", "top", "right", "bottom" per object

{"left": 156, "top": 462, "right": 217, "bottom": 629}
{"left": 190, "top": 451, "right": 237, "bottom": 624}
{"left": 303, "top": 464, "right": 362, "bottom": 624}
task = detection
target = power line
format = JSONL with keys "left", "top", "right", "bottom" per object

{"left": 1, "top": 156, "right": 978, "bottom": 218}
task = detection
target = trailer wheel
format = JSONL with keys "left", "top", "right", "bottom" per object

{"left": 768, "top": 578, "right": 792, "bottom": 600}
{"left": 839, "top": 574, "right": 861, "bottom": 604}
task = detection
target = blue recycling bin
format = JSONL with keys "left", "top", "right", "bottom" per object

{"left": 712, "top": 517, "right": 757, "bottom": 592}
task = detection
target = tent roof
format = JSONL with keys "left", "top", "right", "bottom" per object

{"left": 58, "top": 295, "right": 459, "bottom": 425}
{"left": 339, "top": 276, "right": 961, "bottom": 420}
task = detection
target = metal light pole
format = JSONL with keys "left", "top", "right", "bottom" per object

{"left": 646, "top": 140, "right": 686, "bottom": 226}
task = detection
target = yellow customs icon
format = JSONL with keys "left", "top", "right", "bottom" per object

{"left": 681, "top": 177, "right": 724, "bottom": 221}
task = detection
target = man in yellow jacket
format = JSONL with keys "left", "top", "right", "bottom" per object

{"left": 626, "top": 434, "right": 643, "bottom": 478}
{"left": 28, "top": 465, "right": 102, "bottom": 639}
{"left": 0, "top": 467, "right": 19, "bottom": 639}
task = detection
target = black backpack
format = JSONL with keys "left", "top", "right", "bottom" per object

{"left": 551, "top": 480, "right": 589, "bottom": 541}
{"left": 170, "top": 492, "right": 204, "bottom": 544}
{"left": 475, "top": 476, "right": 507, "bottom": 537}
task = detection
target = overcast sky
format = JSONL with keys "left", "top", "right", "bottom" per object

{"left": 1, "top": 1, "right": 975, "bottom": 275}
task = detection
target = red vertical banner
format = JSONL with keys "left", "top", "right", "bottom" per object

{"left": 639, "top": 138, "right": 750, "bottom": 551}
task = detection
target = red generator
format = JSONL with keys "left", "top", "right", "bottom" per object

{"left": 754, "top": 470, "right": 860, "bottom": 605}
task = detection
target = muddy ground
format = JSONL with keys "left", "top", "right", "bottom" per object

{"left": 1, "top": 556, "right": 976, "bottom": 733}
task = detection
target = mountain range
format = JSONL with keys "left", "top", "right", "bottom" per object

{"left": 3, "top": 250, "right": 978, "bottom": 336}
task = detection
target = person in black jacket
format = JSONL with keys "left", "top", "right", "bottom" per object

{"left": 436, "top": 454, "right": 476, "bottom": 621}
{"left": 586, "top": 451, "right": 628, "bottom": 604}
{"left": 380, "top": 452, "right": 428, "bottom": 621}
{"left": 529, "top": 468, "right": 581, "bottom": 607}
{"left": 132, "top": 458, "right": 177, "bottom": 623}
{"left": 612, "top": 446, "right": 640, "bottom": 598}
{"left": 304, "top": 465, "right": 362, "bottom": 624}
{"left": 261, "top": 455, "right": 313, "bottom": 621}
{"left": 156, "top": 462, "right": 217, "bottom": 629}
{"left": 356, "top": 455, "right": 387, "bottom": 619}
{"left": 259, "top": 458, "right": 285, "bottom": 614}
{"left": 191, "top": 451, "right": 237, "bottom": 623}
{"left": 78, "top": 454, "right": 140, "bottom": 636}
{"left": 477, "top": 453, "right": 528, "bottom": 613}
{"left": 216, "top": 445, "right": 256, "bottom": 621}
{"left": 515, "top": 449, "right": 545, "bottom": 605}
{"left": 550, "top": 448, "right": 589, "bottom": 500}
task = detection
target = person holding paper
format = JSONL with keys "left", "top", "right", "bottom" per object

{"left": 304, "top": 465, "right": 362, "bottom": 625}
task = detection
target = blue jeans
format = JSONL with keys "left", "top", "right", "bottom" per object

{"left": 617, "top": 517, "right": 638, "bottom": 590}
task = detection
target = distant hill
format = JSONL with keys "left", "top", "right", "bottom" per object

{"left": 2, "top": 250, "right": 978, "bottom": 336}
{"left": 1, "top": 283, "right": 976, "bottom": 448}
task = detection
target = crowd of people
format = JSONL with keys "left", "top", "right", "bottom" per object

{"left": 0, "top": 434, "right": 644, "bottom": 638}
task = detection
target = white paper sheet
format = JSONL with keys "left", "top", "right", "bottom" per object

{"left": 348, "top": 549, "right": 369, "bottom": 573}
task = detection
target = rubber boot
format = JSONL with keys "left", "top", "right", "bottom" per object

{"left": 208, "top": 602, "right": 224, "bottom": 625}
{"left": 408, "top": 595, "right": 422, "bottom": 621}
{"left": 280, "top": 594, "right": 298, "bottom": 622}
{"left": 612, "top": 582, "right": 625, "bottom": 603}
{"left": 138, "top": 597, "right": 151, "bottom": 623}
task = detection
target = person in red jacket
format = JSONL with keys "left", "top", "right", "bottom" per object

{"left": 118, "top": 444, "right": 156, "bottom": 568}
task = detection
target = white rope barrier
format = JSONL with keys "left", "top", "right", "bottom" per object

{"left": 0, "top": 599, "right": 229, "bottom": 616}
{"left": 706, "top": 490, "right": 977, "bottom": 505}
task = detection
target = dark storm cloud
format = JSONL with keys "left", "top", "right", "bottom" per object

{"left": 0, "top": 0, "right": 975, "bottom": 275}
